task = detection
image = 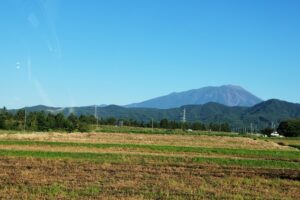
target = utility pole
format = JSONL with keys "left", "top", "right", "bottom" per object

{"left": 24, "top": 108, "right": 27, "bottom": 131}
{"left": 95, "top": 105, "right": 99, "bottom": 129}
{"left": 151, "top": 118, "right": 154, "bottom": 132}
{"left": 272, "top": 121, "right": 275, "bottom": 130}
{"left": 182, "top": 108, "right": 186, "bottom": 130}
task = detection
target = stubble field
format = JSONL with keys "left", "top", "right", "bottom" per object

{"left": 0, "top": 130, "right": 299, "bottom": 199}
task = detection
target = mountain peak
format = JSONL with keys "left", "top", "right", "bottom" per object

{"left": 221, "top": 85, "right": 244, "bottom": 90}
{"left": 127, "top": 85, "right": 262, "bottom": 109}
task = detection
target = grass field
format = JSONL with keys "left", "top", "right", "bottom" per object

{"left": 0, "top": 129, "right": 299, "bottom": 199}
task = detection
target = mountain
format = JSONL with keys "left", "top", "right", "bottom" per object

{"left": 15, "top": 99, "right": 300, "bottom": 129}
{"left": 126, "top": 85, "right": 262, "bottom": 109}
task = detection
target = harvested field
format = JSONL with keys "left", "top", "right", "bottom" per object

{"left": 0, "top": 131, "right": 299, "bottom": 199}
{"left": 0, "top": 132, "right": 292, "bottom": 150}
{"left": 0, "top": 157, "right": 299, "bottom": 200}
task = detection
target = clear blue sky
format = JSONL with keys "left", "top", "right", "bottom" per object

{"left": 1, "top": 0, "right": 299, "bottom": 108}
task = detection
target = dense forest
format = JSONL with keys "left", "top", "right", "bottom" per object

{"left": 0, "top": 107, "right": 231, "bottom": 133}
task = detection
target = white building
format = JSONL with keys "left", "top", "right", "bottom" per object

{"left": 270, "top": 131, "right": 283, "bottom": 137}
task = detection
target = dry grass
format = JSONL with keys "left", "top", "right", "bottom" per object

{"left": 0, "top": 144, "right": 277, "bottom": 161}
{"left": 267, "top": 138, "right": 300, "bottom": 145}
{"left": 0, "top": 131, "right": 298, "bottom": 199}
{"left": 0, "top": 132, "right": 292, "bottom": 150}
{"left": 0, "top": 157, "right": 299, "bottom": 200}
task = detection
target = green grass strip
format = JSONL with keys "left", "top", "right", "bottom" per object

{"left": 0, "top": 140, "right": 299, "bottom": 160}
{"left": 0, "top": 149, "right": 299, "bottom": 170}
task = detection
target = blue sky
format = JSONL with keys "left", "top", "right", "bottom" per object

{"left": 0, "top": 0, "right": 300, "bottom": 108}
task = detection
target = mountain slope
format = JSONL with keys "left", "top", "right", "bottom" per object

{"left": 241, "top": 99, "right": 300, "bottom": 125}
{"left": 127, "top": 85, "right": 262, "bottom": 109}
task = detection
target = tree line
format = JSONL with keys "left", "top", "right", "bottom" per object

{"left": 259, "top": 119, "right": 300, "bottom": 137}
{"left": 277, "top": 119, "right": 300, "bottom": 137}
{"left": 0, "top": 108, "right": 91, "bottom": 132}
{"left": 111, "top": 118, "right": 231, "bottom": 132}
{"left": 0, "top": 108, "right": 231, "bottom": 132}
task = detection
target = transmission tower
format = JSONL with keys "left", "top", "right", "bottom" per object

{"left": 182, "top": 108, "right": 186, "bottom": 123}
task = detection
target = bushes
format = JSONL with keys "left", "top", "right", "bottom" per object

{"left": 78, "top": 122, "right": 90, "bottom": 133}
{"left": 260, "top": 128, "right": 274, "bottom": 136}
{"left": 0, "top": 114, "right": 5, "bottom": 129}
{"left": 277, "top": 119, "right": 300, "bottom": 137}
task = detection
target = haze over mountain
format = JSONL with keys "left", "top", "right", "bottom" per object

{"left": 127, "top": 85, "right": 262, "bottom": 109}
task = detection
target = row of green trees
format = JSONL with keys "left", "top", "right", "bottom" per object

{"left": 116, "top": 118, "right": 231, "bottom": 132}
{"left": 0, "top": 109, "right": 90, "bottom": 132}
{"left": 277, "top": 119, "right": 300, "bottom": 137}
{"left": 0, "top": 108, "right": 232, "bottom": 132}
{"left": 259, "top": 119, "right": 300, "bottom": 137}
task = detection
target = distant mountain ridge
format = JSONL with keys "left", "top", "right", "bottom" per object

{"left": 12, "top": 99, "right": 300, "bottom": 129}
{"left": 126, "top": 85, "right": 262, "bottom": 109}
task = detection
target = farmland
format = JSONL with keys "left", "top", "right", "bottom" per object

{"left": 0, "top": 129, "right": 299, "bottom": 199}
